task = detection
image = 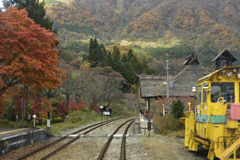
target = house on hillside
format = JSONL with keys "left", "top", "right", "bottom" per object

{"left": 158, "top": 53, "right": 210, "bottom": 111}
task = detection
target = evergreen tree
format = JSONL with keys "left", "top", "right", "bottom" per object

{"left": 98, "top": 43, "right": 106, "bottom": 66}
{"left": 130, "top": 55, "right": 139, "bottom": 71}
{"left": 106, "top": 52, "right": 112, "bottom": 66}
{"left": 121, "top": 54, "right": 127, "bottom": 63}
{"left": 3, "top": 0, "right": 57, "bottom": 33}
{"left": 122, "top": 62, "right": 136, "bottom": 84}
{"left": 88, "top": 38, "right": 97, "bottom": 67}
{"left": 112, "top": 46, "right": 121, "bottom": 61}
{"left": 127, "top": 49, "right": 134, "bottom": 61}
{"left": 141, "top": 57, "right": 148, "bottom": 72}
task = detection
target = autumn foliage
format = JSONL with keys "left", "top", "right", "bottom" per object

{"left": 68, "top": 99, "right": 85, "bottom": 111}
{"left": 14, "top": 96, "right": 28, "bottom": 116}
{"left": 56, "top": 101, "right": 69, "bottom": 115}
{"left": 31, "top": 97, "right": 43, "bottom": 116}
{"left": 89, "top": 102, "right": 95, "bottom": 111}
{"left": 0, "top": 6, "right": 66, "bottom": 97}
{"left": 0, "top": 96, "right": 8, "bottom": 117}
{"left": 30, "top": 97, "right": 54, "bottom": 117}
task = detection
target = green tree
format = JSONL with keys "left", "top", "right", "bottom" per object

{"left": 98, "top": 43, "right": 107, "bottom": 66}
{"left": 121, "top": 62, "right": 136, "bottom": 84}
{"left": 112, "top": 46, "right": 121, "bottom": 61}
{"left": 87, "top": 38, "right": 98, "bottom": 67}
{"left": 106, "top": 52, "right": 112, "bottom": 66}
{"left": 3, "top": 0, "right": 56, "bottom": 33}
{"left": 130, "top": 55, "right": 142, "bottom": 74}
{"left": 127, "top": 49, "right": 134, "bottom": 61}
{"left": 121, "top": 54, "right": 128, "bottom": 63}
{"left": 170, "top": 98, "right": 185, "bottom": 119}
{"left": 141, "top": 57, "right": 148, "bottom": 72}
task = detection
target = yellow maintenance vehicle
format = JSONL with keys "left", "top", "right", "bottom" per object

{"left": 182, "top": 66, "right": 240, "bottom": 160}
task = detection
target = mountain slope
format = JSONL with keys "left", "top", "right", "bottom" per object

{"left": 46, "top": 0, "right": 240, "bottom": 64}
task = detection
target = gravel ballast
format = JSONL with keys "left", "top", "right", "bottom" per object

{"left": 0, "top": 118, "right": 208, "bottom": 160}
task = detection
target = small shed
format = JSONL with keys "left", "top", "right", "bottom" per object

{"left": 137, "top": 75, "right": 166, "bottom": 136}
{"left": 211, "top": 49, "right": 237, "bottom": 70}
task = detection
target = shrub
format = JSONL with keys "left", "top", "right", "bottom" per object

{"left": 52, "top": 108, "right": 59, "bottom": 118}
{"left": 36, "top": 118, "right": 43, "bottom": 125}
{"left": 56, "top": 101, "right": 69, "bottom": 114}
{"left": 69, "top": 110, "right": 82, "bottom": 123}
{"left": 55, "top": 117, "right": 64, "bottom": 123}
{"left": 42, "top": 118, "right": 47, "bottom": 125}
{"left": 30, "top": 119, "right": 39, "bottom": 125}
{"left": 170, "top": 98, "right": 185, "bottom": 119}
{"left": 153, "top": 114, "right": 184, "bottom": 135}
{"left": 58, "top": 113, "right": 65, "bottom": 119}
{"left": 50, "top": 118, "right": 55, "bottom": 123}
{"left": 51, "top": 98, "right": 59, "bottom": 107}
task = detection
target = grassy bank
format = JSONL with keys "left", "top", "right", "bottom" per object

{"left": 0, "top": 112, "right": 120, "bottom": 135}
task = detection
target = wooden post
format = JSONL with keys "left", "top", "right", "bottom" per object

{"left": 148, "top": 98, "right": 151, "bottom": 137}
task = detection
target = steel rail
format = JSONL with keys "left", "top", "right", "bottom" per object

{"left": 97, "top": 119, "right": 134, "bottom": 160}
{"left": 17, "top": 117, "right": 123, "bottom": 160}
{"left": 120, "top": 120, "right": 134, "bottom": 160}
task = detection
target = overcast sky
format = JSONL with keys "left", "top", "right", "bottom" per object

{"left": 0, "top": 0, "right": 3, "bottom": 8}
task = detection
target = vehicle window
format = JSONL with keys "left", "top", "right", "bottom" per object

{"left": 198, "top": 85, "right": 201, "bottom": 104}
{"left": 203, "top": 88, "right": 206, "bottom": 103}
{"left": 211, "top": 82, "right": 234, "bottom": 103}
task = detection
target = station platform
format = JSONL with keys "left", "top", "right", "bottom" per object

{"left": 139, "top": 116, "right": 154, "bottom": 135}
{"left": 134, "top": 115, "right": 154, "bottom": 135}
{"left": 0, "top": 128, "right": 43, "bottom": 140}
{"left": 0, "top": 128, "right": 51, "bottom": 156}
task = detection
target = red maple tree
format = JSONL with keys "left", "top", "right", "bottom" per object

{"left": 56, "top": 101, "right": 69, "bottom": 115}
{"left": 0, "top": 95, "right": 8, "bottom": 117}
{"left": 0, "top": 7, "right": 66, "bottom": 97}
{"left": 14, "top": 95, "right": 28, "bottom": 116}
{"left": 68, "top": 98, "right": 85, "bottom": 111}
{"left": 31, "top": 97, "right": 43, "bottom": 116}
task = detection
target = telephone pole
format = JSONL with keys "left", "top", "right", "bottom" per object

{"left": 165, "top": 60, "right": 170, "bottom": 98}
{"left": 165, "top": 56, "right": 171, "bottom": 113}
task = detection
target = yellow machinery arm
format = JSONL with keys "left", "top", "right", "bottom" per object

{"left": 219, "top": 138, "right": 240, "bottom": 160}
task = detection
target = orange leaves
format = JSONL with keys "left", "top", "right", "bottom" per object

{"left": 0, "top": 6, "right": 66, "bottom": 97}
{"left": 68, "top": 99, "right": 85, "bottom": 111}
{"left": 0, "top": 95, "right": 8, "bottom": 117}
{"left": 40, "top": 99, "right": 54, "bottom": 117}
{"left": 31, "top": 97, "right": 54, "bottom": 117}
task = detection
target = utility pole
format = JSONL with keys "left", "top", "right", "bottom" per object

{"left": 166, "top": 59, "right": 170, "bottom": 98}
{"left": 165, "top": 54, "right": 171, "bottom": 113}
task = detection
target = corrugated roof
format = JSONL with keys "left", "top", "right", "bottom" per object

{"left": 158, "top": 65, "right": 210, "bottom": 97}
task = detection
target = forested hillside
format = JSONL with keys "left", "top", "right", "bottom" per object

{"left": 46, "top": 0, "right": 240, "bottom": 65}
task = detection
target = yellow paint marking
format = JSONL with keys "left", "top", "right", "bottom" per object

{"left": 0, "top": 128, "right": 27, "bottom": 135}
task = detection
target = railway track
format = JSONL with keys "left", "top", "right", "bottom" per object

{"left": 17, "top": 117, "right": 123, "bottom": 160}
{"left": 97, "top": 118, "right": 134, "bottom": 160}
